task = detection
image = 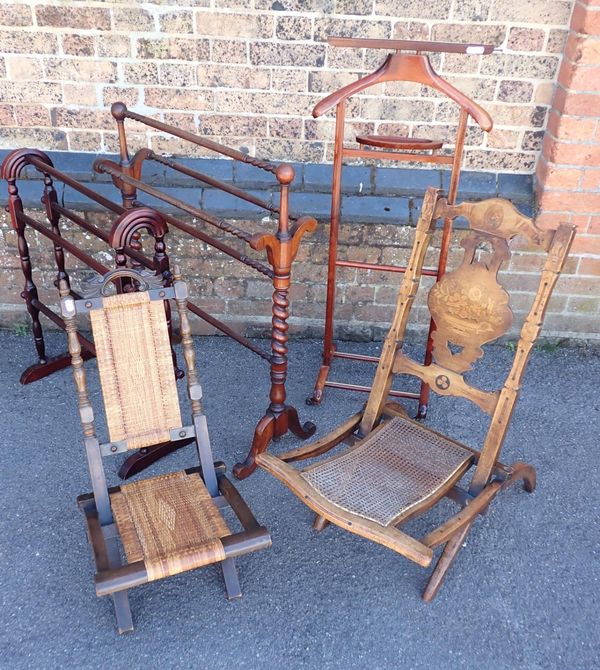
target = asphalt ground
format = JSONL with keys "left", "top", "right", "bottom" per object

{"left": 1, "top": 330, "right": 598, "bottom": 670}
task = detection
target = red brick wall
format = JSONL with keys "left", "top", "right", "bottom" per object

{"left": 536, "top": 0, "right": 600, "bottom": 337}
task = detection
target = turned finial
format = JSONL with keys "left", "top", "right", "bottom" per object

{"left": 111, "top": 101, "right": 128, "bottom": 121}
{"left": 275, "top": 163, "right": 295, "bottom": 186}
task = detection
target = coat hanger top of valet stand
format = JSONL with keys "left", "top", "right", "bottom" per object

{"left": 313, "top": 37, "right": 496, "bottom": 132}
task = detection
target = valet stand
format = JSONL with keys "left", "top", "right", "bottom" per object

{"left": 309, "top": 37, "right": 494, "bottom": 417}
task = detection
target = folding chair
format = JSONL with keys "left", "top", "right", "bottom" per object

{"left": 59, "top": 266, "right": 271, "bottom": 633}
{"left": 257, "top": 187, "right": 575, "bottom": 601}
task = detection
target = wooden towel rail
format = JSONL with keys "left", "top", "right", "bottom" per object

{"left": 2, "top": 104, "right": 317, "bottom": 479}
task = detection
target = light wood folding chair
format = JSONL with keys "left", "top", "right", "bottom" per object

{"left": 59, "top": 266, "right": 271, "bottom": 633}
{"left": 257, "top": 187, "right": 575, "bottom": 601}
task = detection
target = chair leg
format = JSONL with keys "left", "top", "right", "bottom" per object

{"left": 422, "top": 522, "right": 471, "bottom": 603}
{"left": 104, "top": 533, "right": 134, "bottom": 633}
{"left": 112, "top": 590, "right": 134, "bottom": 634}
{"left": 221, "top": 557, "right": 242, "bottom": 600}
{"left": 312, "top": 514, "right": 330, "bottom": 532}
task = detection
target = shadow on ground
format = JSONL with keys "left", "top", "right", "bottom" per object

{"left": 1, "top": 331, "right": 598, "bottom": 669}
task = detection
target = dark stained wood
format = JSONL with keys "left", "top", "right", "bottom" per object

{"left": 59, "top": 265, "right": 270, "bottom": 632}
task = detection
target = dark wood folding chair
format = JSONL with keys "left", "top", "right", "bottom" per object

{"left": 59, "top": 266, "right": 271, "bottom": 633}
{"left": 257, "top": 187, "right": 575, "bottom": 601}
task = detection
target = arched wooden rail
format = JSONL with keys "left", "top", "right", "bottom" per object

{"left": 2, "top": 108, "right": 317, "bottom": 479}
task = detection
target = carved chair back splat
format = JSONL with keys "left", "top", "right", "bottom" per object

{"left": 256, "top": 187, "right": 575, "bottom": 601}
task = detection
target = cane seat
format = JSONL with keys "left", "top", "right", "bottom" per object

{"left": 301, "top": 416, "right": 473, "bottom": 527}
{"left": 110, "top": 471, "right": 230, "bottom": 582}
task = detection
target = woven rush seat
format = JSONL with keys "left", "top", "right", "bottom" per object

{"left": 301, "top": 416, "right": 473, "bottom": 527}
{"left": 110, "top": 471, "right": 230, "bottom": 582}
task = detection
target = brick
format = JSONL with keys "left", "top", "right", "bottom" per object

{"left": 376, "top": 167, "right": 439, "bottom": 195}
{"left": 196, "top": 12, "right": 273, "bottom": 38}
{"left": 159, "top": 11, "right": 194, "bottom": 34}
{"left": 487, "top": 129, "right": 520, "bottom": 150}
{"left": 112, "top": 8, "right": 155, "bottom": 31}
{"left": 535, "top": 82, "right": 555, "bottom": 105}
{"left": 0, "top": 30, "right": 58, "bottom": 54}
{"left": 145, "top": 88, "right": 214, "bottom": 112}
{"left": 464, "top": 150, "right": 536, "bottom": 172}
{"left": 441, "top": 53, "right": 480, "bottom": 74}
{"left": 268, "top": 117, "right": 303, "bottom": 138}
{"left": 392, "top": 20, "right": 430, "bottom": 40}
{"left": 342, "top": 195, "right": 410, "bottom": 223}
{"left": 5, "top": 56, "right": 43, "bottom": 81}
{"left": 498, "top": 79, "right": 533, "bottom": 102}
{"left": 63, "top": 83, "right": 98, "bottom": 106}
{"left": 571, "top": 1, "right": 600, "bottom": 34}
{"left": 102, "top": 86, "right": 140, "bottom": 108}
{"left": 374, "top": 0, "right": 451, "bottom": 19}
{"left": 327, "top": 46, "right": 364, "bottom": 70}
{"left": 490, "top": 1, "right": 572, "bottom": 24}
{"left": 211, "top": 40, "right": 247, "bottom": 64}
{"left": 44, "top": 58, "right": 117, "bottom": 84}
{"left": 200, "top": 115, "right": 268, "bottom": 137}
{"left": 276, "top": 16, "right": 313, "bottom": 41}
{"left": 546, "top": 29, "right": 568, "bottom": 54}
{"left": 536, "top": 162, "right": 582, "bottom": 190}
{"left": 0, "top": 127, "right": 67, "bottom": 151}
{"left": 0, "top": 105, "right": 14, "bottom": 126}
{"left": 271, "top": 69, "right": 307, "bottom": 93}
{"left": 0, "top": 4, "right": 32, "bottom": 26}
{"left": 61, "top": 34, "right": 95, "bottom": 57}
{"left": 564, "top": 33, "right": 600, "bottom": 67}
{"left": 68, "top": 131, "right": 102, "bottom": 152}
{"left": 539, "top": 191, "right": 600, "bottom": 213}
{"left": 547, "top": 112, "right": 597, "bottom": 142}
{"left": 314, "top": 17, "right": 391, "bottom": 42}
{"left": 579, "top": 257, "right": 600, "bottom": 275}
{"left": 159, "top": 63, "right": 196, "bottom": 87}
{"left": 123, "top": 63, "right": 159, "bottom": 86}
{"left": 451, "top": 0, "right": 492, "bottom": 21}
{"left": 97, "top": 35, "right": 131, "bottom": 58}
{"left": 255, "top": 139, "right": 324, "bottom": 163}
{"left": 432, "top": 23, "right": 505, "bottom": 46}
{"left": 480, "top": 54, "right": 560, "bottom": 80}
{"left": 507, "top": 28, "right": 545, "bottom": 52}
{"left": 543, "top": 139, "right": 600, "bottom": 166}
{"left": 14, "top": 105, "right": 51, "bottom": 127}
{"left": 521, "top": 130, "right": 544, "bottom": 152}
{"left": 137, "top": 38, "right": 210, "bottom": 61}
{"left": 53, "top": 107, "right": 114, "bottom": 130}
{"left": 0, "top": 81, "right": 62, "bottom": 104}
{"left": 197, "top": 64, "right": 269, "bottom": 89}
{"left": 362, "top": 98, "right": 435, "bottom": 122}
{"left": 581, "top": 169, "right": 600, "bottom": 190}
{"left": 36, "top": 6, "right": 111, "bottom": 30}
{"left": 567, "top": 296, "right": 600, "bottom": 313}
{"left": 250, "top": 42, "right": 325, "bottom": 67}
{"left": 553, "top": 88, "right": 600, "bottom": 117}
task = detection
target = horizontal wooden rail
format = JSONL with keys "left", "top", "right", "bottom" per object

{"left": 336, "top": 259, "right": 439, "bottom": 276}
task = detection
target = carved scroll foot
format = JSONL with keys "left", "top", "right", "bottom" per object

{"left": 233, "top": 414, "right": 275, "bottom": 480}
{"left": 118, "top": 438, "right": 195, "bottom": 479}
{"left": 233, "top": 405, "right": 316, "bottom": 480}
{"left": 284, "top": 405, "right": 317, "bottom": 440}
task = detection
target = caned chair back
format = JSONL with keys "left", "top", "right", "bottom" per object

{"left": 89, "top": 290, "right": 181, "bottom": 449}
{"left": 361, "top": 188, "right": 575, "bottom": 492}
